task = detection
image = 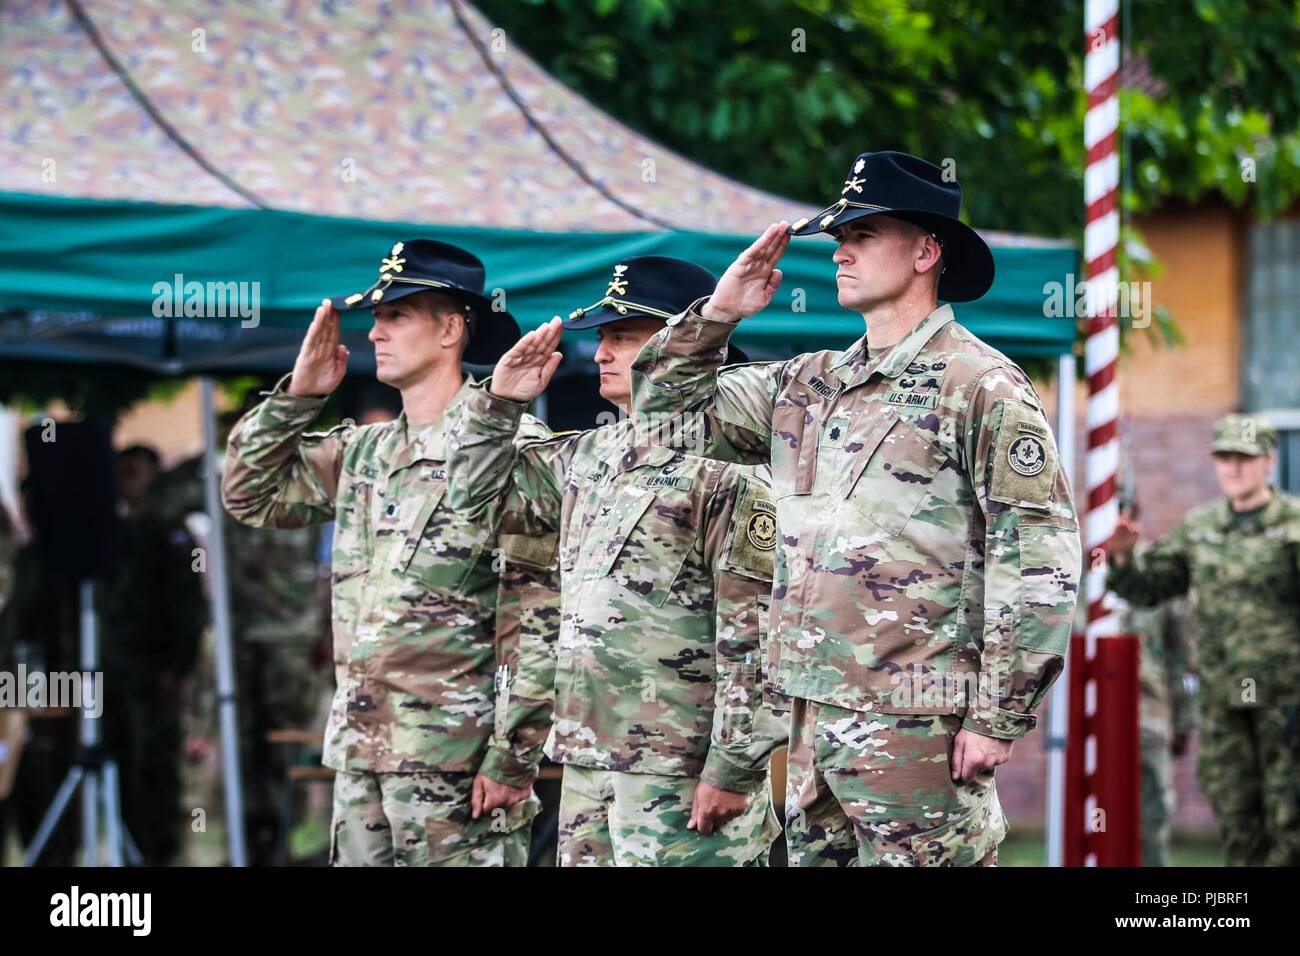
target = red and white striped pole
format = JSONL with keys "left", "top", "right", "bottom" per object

{"left": 1055, "top": 0, "right": 1127, "bottom": 868}
{"left": 1084, "top": 0, "right": 1121, "bottom": 642}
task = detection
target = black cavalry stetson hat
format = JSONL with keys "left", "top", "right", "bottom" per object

{"left": 330, "top": 239, "right": 521, "bottom": 364}
{"left": 564, "top": 256, "right": 749, "bottom": 363}
{"left": 790, "top": 151, "right": 995, "bottom": 303}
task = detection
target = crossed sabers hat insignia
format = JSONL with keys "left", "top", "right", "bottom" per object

{"left": 569, "top": 263, "right": 639, "bottom": 320}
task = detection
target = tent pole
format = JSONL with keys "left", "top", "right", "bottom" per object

{"left": 1046, "top": 352, "right": 1077, "bottom": 867}
{"left": 200, "top": 377, "right": 247, "bottom": 867}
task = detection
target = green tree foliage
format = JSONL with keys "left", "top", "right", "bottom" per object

{"left": 479, "top": 0, "right": 1300, "bottom": 236}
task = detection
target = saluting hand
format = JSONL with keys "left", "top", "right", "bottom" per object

{"left": 489, "top": 316, "right": 564, "bottom": 403}
{"left": 702, "top": 221, "right": 790, "bottom": 322}
{"left": 1109, "top": 514, "right": 1142, "bottom": 564}
{"left": 287, "top": 299, "right": 349, "bottom": 398}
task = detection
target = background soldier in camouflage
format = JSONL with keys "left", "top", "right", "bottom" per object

{"left": 151, "top": 440, "right": 329, "bottom": 866}
{"left": 448, "top": 257, "right": 787, "bottom": 866}
{"left": 1109, "top": 494, "right": 1199, "bottom": 868}
{"left": 222, "top": 239, "right": 547, "bottom": 866}
{"left": 101, "top": 445, "right": 207, "bottom": 865}
{"left": 1109, "top": 414, "right": 1300, "bottom": 866}
{"left": 630, "top": 153, "right": 1082, "bottom": 866}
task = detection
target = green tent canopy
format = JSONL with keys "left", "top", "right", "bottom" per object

{"left": 1, "top": 190, "right": 1074, "bottom": 372}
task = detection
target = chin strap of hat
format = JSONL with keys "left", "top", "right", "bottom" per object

{"left": 792, "top": 197, "right": 891, "bottom": 232}
{"left": 568, "top": 296, "right": 675, "bottom": 321}
{"left": 344, "top": 273, "right": 454, "bottom": 307}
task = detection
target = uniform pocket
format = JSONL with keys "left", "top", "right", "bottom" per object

{"left": 845, "top": 411, "right": 946, "bottom": 536}
{"left": 771, "top": 400, "right": 820, "bottom": 497}
{"left": 500, "top": 530, "right": 559, "bottom": 572}
{"left": 1016, "top": 523, "right": 1080, "bottom": 655}
{"left": 652, "top": 791, "right": 778, "bottom": 867}
{"left": 426, "top": 792, "right": 540, "bottom": 865}
{"left": 331, "top": 471, "right": 375, "bottom": 581}
{"left": 909, "top": 789, "right": 1007, "bottom": 866}
{"left": 597, "top": 488, "right": 691, "bottom": 607}
{"left": 716, "top": 660, "right": 759, "bottom": 746}
{"left": 398, "top": 486, "right": 488, "bottom": 598}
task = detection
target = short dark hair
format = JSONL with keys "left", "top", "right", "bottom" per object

{"left": 407, "top": 290, "right": 473, "bottom": 355}
{"left": 118, "top": 444, "right": 161, "bottom": 469}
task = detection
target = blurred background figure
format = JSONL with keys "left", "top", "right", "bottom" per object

{"left": 1, "top": 478, "right": 84, "bottom": 866}
{"left": 100, "top": 443, "right": 207, "bottom": 865}
{"left": 1111, "top": 497, "right": 1199, "bottom": 867}
{"left": 1109, "top": 415, "right": 1300, "bottom": 867}
{"left": 150, "top": 401, "right": 330, "bottom": 867}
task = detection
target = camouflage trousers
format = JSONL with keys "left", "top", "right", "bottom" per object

{"left": 556, "top": 764, "right": 780, "bottom": 866}
{"left": 784, "top": 698, "right": 1005, "bottom": 867}
{"left": 1197, "top": 704, "right": 1300, "bottom": 867}
{"left": 330, "top": 770, "right": 539, "bottom": 867}
{"left": 1140, "top": 726, "right": 1174, "bottom": 867}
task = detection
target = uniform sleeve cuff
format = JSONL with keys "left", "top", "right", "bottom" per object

{"left": 471, "top": 378, "right": 529, "bottom": 428}
{"left": 673, "top": 295, "right": 742, "bottom": 329}
{"left": 261, "top": 370, "right": 324, "bottom": 402}
{"left": 252, "top": 374, "right": 331, "bottom": 430}
{"left": 700, "top": 751, "right": 767, "bottom": 794}
{"left": 478, "top": 746, "right": 538, "bottom": 789}
{"left": 1104, "top": 555, "right": 1142, "bottom": 594}
{"left": 962, "top": 707, "right": 1037, "bottom": 741}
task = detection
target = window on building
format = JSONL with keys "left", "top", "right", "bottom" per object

{"left": 1242, "top": 217, "right": 1300, "bottom": 494}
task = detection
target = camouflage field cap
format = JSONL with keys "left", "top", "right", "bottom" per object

{"left": 1210, "top": 413, "right": 1277, "bottom": 456}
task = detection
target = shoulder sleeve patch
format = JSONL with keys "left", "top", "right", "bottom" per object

{"left": 989, "top": 400, "right": 1058, "bottom": 509}
{"left": 723, "top": 474, "right": 777, "bottom": 581}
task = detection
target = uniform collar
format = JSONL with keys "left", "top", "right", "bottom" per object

{"left": 391, "top": 374, "right": 478, "bottom": 469}
{"left": 833, "top": 304, "right": 955, "bottom": 389}
{"left": 1217, "top": 486, "right": 1281, "bottom": 531}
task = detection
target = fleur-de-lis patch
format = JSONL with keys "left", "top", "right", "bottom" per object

{"left": 381, "top": 241, "right": 406, "bottom": 275}
{"left": 606, "top": 264, "right": 629, "bottom": 297}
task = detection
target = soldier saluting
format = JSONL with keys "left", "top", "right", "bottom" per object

{"left": 630, "top": 152, "right": 1082, "bottom": 866}
{"left": 447, "top": 257, "right": 788, "bottom": 866}
{"left": 222, "top": 240, "right": 550, "bottom": 866}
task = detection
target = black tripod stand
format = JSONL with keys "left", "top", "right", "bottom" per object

{"left": 24, "top": 579, "right": 140, "bottom": 866}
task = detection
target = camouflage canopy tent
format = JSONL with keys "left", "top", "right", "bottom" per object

{"left": 0, "top": 0, "right": 1080, "bottom": 866}
{"left": 0, "top": 0, "right": 1075, "bottom": 370}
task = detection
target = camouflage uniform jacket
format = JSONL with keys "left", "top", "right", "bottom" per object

{"left": 1108, "top": 490, "right": 1300, "bottom": 709}
{"left": 630, "top": 302, "right": 1082, "bottom": 739}
{"left": 221, "top": 374, "right": 550, "bottom": 781}
{"left": 1119, "top": 594, "right": 1199, "bottom": 739}
{"left": 447, "top": 382, "right": 789, "bottom": 793}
